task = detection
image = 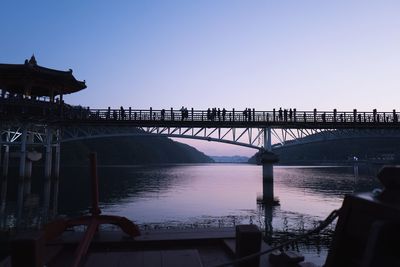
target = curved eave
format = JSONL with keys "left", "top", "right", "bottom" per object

{"left": 0, "top": 63, "right": 86, "bottom": 96}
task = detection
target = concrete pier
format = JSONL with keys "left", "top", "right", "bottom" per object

{"left": 262, "top": 163, "right": 274, "bottom": 201}
{"left": 264, "top": 202, "right": 273, "bottom": 241}
{"left": 260, "top": 151, "right": 279, "bottom": 203}
{"left": 260, "top": 128, "right": 279, "bottom": 203}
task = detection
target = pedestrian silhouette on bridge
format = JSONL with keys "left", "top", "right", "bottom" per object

{"left": 161, "top": 109, "right": 165, "bottom": 121}
{"left": 273, "top": 108, "right": 276, "bottom": 121}
{"left": 248, "top": 108, "right": 252, "bottom": 121}
{"left": 120, "top": 106, "right": 125, "bottom": 120}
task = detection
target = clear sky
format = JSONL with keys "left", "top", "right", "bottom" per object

{"left": 1, "top": 1, "right": 400, "bottom": 156}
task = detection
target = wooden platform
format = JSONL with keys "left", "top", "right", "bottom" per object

{"left": 84, "top": 250, "right": 203, "bottom": 267}
{"left": 50, "top": 228, "right": 237, "bottom": 267}
{"left": 2, "top": 228, "right": 286, "bottom": 267}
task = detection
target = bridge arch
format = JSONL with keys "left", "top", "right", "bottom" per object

{"left": 61, "top": 130, "right": 262, "bottom": 150}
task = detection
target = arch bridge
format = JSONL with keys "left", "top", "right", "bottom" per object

{"left": 2, "top": 106, "right": 400, "bottom": 151}
{"left": 2, "top": 104, "right": 400, "bottom": 218}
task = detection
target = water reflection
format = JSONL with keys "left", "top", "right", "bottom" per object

{"left": 1, "top": 163, "right": 380, "bottom": 264}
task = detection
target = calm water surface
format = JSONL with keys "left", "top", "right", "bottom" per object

{"left": 3, "top": 164, "right": 380, "bottom": 265}
{"left": 58, "top": 164, "right": 379, "bottom": 264}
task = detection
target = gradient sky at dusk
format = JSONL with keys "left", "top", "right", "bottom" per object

{"left": 1, "top": 1, "right": 400, "bottom": 156}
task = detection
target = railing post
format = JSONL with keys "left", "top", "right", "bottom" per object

{"left": 233, "top": 108, "right": 235, "bottom": 122}
{"left": 129, "top": 107, "right": 131, "bottom": 120}
{"left": 191, "top": 108, "right": 194, "bottom": 121}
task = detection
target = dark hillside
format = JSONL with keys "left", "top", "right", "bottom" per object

{"left": 61, "top": 136, "right": 213, "bottom": 165}
{"left": 249, "top": 137, "right": 400, "bottom": 165}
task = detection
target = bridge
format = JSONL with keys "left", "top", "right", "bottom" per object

{"left": 1, "top": 57, "right": 399, "bottom": 226}
{"left": 2, "top": 100, "right": 400, "bottom": 150}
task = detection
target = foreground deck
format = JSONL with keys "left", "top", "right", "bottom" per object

{"left": 1, "top": 227, "right": 276, "bottom": 267}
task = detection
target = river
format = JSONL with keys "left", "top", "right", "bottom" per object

{"left": 1, "top": 164, "right": 380, "bottom": 265}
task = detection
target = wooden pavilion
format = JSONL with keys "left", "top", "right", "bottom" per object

{"left": 0, "top": 55, "right": 86, "bottom": 102}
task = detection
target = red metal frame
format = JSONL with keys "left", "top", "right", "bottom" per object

{"left": 44, "top": 152, "right": 140, "bottom": 267}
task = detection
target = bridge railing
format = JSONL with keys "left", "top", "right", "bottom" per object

{"left": 62, "top": 108, "right": 399, "bottom": 124}
{"left": 1, "top": 99, "right": 398, "bottom": 125}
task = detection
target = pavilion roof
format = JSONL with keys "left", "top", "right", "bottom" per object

{"left": 0, "top": 56, "right": 86, "bottom": 96}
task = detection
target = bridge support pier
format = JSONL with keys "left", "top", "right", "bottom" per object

{"left": 261, "top": 128, "right": 279, "bottom": 204}
{"left": 261, "top": 152, "right": 279, "bottom": 203}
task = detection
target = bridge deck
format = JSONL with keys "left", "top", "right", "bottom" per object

{"left": 1, "top": 99, "right": 399, "bottom": 129}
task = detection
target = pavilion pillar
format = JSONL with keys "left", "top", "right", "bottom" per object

{"left": 1, "top": 145, "right": 9, "bottom": 214}
{"left": 24, "top": 160, "right": 32, "bottom": 196}
{"left": 52, "top": 130, "right": 61, "bottom": 217}
{"left": 23, "top": 133, "right": 34, "bottom": 196}
{"left": 59, "top": 93, "right": 64, "bottom": 117}
{"left": 261, "top": 128, "right": 278, "bottom": 203}
{"left": 0, "top": 137, "right": 2, "bottom": 172}
{"left": 43, "top": 128, "right": 53, "bottom": 221}
{"left": 17, "top": 127, "right": 28, "bottom": 225}
{"left": 49, "top": 90, "right": 55, "bottom": 103}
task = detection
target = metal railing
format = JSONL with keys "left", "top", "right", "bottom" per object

{"left": 62, "top": 108, "right": 398, "bottom": 125}
{"left": 1, "top": 100, "right": 399, "bottom": 127}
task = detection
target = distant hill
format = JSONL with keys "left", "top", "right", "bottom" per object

{"left": 61, "top": 136, "right": 214, "bottom": 165}
{"left": 248, "top": 135, "right": 400, "bottom": 165}
{"left": 211, "top": 155, "right": 249, "bottom": 163}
